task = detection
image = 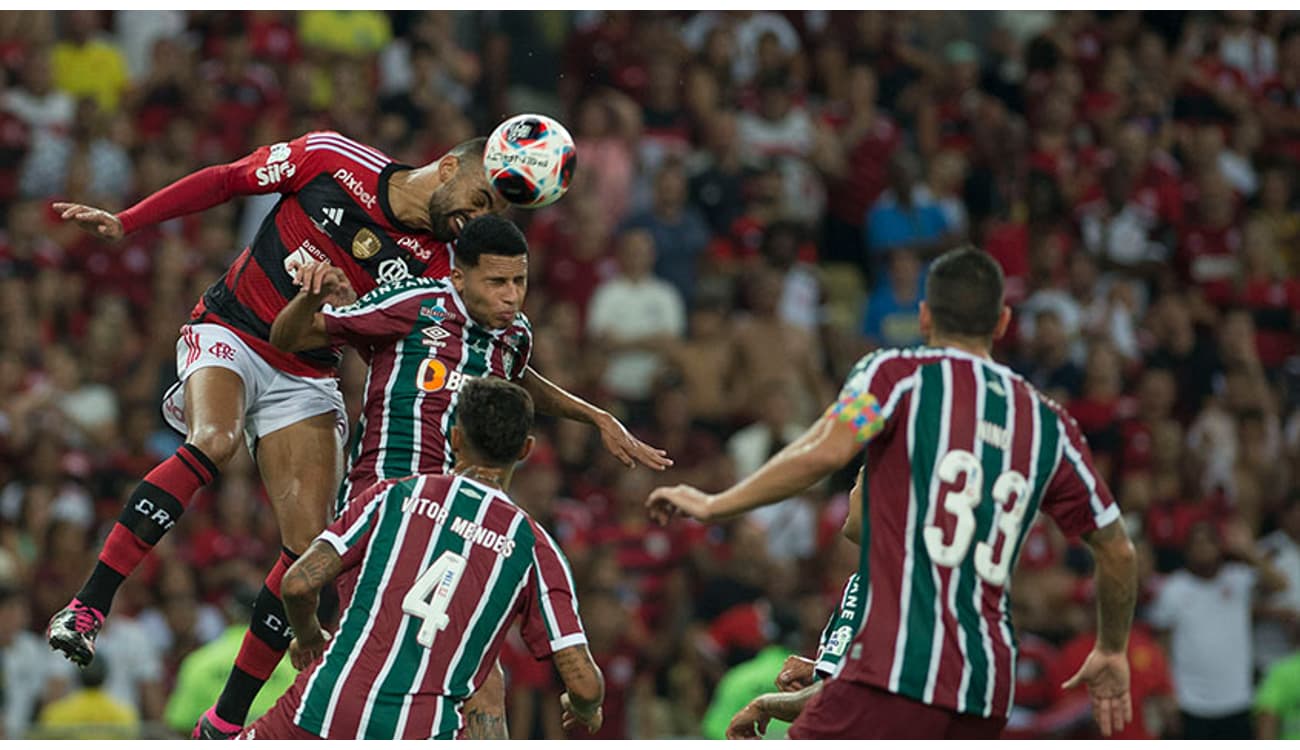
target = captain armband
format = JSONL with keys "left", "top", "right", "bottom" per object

{"left": 824, "top": 391, "right": 885, "bottom": 444}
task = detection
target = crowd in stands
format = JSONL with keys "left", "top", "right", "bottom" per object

{"left": 0, "top": 10, "right": 1298, "bottom": 739}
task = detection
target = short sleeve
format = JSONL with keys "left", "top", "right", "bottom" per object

{"left": 317, "top": 478, "right": 397, "bottom": 571}
{"left": 509, "top": 315, "right": 534, "bottom": 381}
{"left": 223, "top": 133, "right": 320, "bottom": 195}
{"left": 321, "top": 281, "right": 431, "bottom": 349}
{"left": 518, "top": 521, "right": 587, "bottom": 659}
{"left": 827, "top": 349, "right": 916, "bottom": 444}
{"left": 815, "top": 573, "right": 864, "bottom": 679}
{"left": 1039, "top": 414, "right": 1121, "bottom": 540}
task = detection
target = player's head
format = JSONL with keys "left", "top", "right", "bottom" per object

{"left": 451, "top": 215, "right": 529, "bottom": 330}
{"left": 450, "top": 377, "right": 535, "bottom": 470}
{"left": 919, "top": 246, "right": 1011, "bottom": 349}
{"left": 425, "top": 136, "right": 507, "bottom": 242}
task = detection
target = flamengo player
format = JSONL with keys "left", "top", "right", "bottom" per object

{"left": 237, "top": 378, "right": 604, "bottom": 739}
{"left": 648, "top": 248, "right": 1138, "bottom": 740}
{"left": 46, "top": 131, "right": 663, "bottom": 736}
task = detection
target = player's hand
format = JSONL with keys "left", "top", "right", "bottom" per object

{"left": 593, "top": 410, "right": 672, "bottom": 471}
{"left": 645, "top": 484, "right": 713, "bottom": 525}
{"left": 775, "top": 655, "right": 816, "bottom": 692}
{"left": 294, "top": 260, "right": 357, "bottom": 307}
{"left": 725, "top": 701, "right": 771, "bottom": 740}
{"left": 288, "top": 629, "right": 331, "bottom": 671}
{"left": 559, "top": 693, "right": 603, "bottom": 735}
{"left": 52, "top": 202, "right": 124, "bottom": 241}
{"left": 1062, "top": 647, "right": 1132, "bottom": 737}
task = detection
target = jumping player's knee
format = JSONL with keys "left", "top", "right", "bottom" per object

{"left": 187, "top": 423, "right": 242, "bottom": 468}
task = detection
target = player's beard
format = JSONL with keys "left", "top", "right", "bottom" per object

{"left": 425, "top": 188, "right": 462, "bottom": 242}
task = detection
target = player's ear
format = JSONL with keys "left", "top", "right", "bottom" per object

{"left": 450, "top": 425, "right": 463, "bottom": 455}
{"left": 450, "top": 265, "right": 465, "bottom": 293}
{"left": 517, "top": 435, "right": 535, "bottom": 463}
{"left": 438, "top": 154, "right": 460, "bottom": 184}
{"left": 992, "top": 305, "right": 1012, "bottom": 341}
{"left": 918, "top": 301, "right": 932, "bottom": 340}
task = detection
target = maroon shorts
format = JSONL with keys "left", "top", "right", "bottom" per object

{"left": 236, "top": 699, "right": 319, "bottom": 740}
{"left": 787, "top": 679, "right": 1007, "bottom": 740}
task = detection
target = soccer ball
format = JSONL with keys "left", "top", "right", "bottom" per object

{"left": 483, "top": 114, "right": 576, "bottom": 209}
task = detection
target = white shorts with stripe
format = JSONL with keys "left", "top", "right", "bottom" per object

{"left": 163, "top": 323, "right": 347, "bottom": 456}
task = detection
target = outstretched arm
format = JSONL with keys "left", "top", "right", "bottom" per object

{"left": 647, "top": 411, "right": 861, "bottom": 524}
{"left": 726, "top": 682, "right": 824, "bottom": 739}
{"left": 519, "top": 366, "right": 672, "bottom": 471}
{"left": 281, "top": 539, "right": 344, "bottom": 670}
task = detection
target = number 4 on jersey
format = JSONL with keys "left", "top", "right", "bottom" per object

{"left": 402, "top": 551, "right": 468, "bottom": 648}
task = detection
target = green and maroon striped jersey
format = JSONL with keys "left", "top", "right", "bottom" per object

{"left": 814, "top": 573, "right": 863, "bottom": 680}
{"left": 321, "top": 277, "right": 532, "bottom": 505}
{"left": 833, "top": 347, "right": 1119, "bottom": 719}
{"left": 285, "top": 473, "right": 585, "bottom": 739}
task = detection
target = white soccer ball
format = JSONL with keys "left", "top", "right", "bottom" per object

{"left": 483, "top": 114, "right": 577, "bottom": 209}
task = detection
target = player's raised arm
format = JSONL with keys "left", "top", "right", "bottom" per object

{"left": 270, "top": 261, "right": 356, "bottom": 353}
{"left": 554, "top": 645, "right": 605, "bottom": 735}
{"left": 646, "top": 389, "right": 881, "bottom": 524}
{"left": 519, "top": 366, "right": 672, "bottom": 471}
{"left": 54, "top": 135, "right": 317, "bottom": 241}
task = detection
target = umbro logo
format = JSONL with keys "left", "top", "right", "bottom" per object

{"left": 322, "top": 206, "right": 345, "bottom": 226}
{"left": 422, "top": 325, "right": 449, "bottom": 348}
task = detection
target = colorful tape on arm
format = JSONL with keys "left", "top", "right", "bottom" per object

{"left": 825, "top": 391, "right": 885, "bottom": 445}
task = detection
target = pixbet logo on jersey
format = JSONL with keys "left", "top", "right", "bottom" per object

{"left": 333, "top": 168, "right": 377, "bottom": 208}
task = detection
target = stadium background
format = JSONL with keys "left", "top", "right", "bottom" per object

{"left": 0, "top": 9, "right": 1298, "bottom": 740}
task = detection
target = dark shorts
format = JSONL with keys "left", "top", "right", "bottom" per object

{"left": 788, "top": 678, "right": 1007, "bottom": 740}
{"left": 236, "top": 699, "right": 319, "bottom": 740}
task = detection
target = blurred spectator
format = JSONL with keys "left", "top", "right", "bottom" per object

{"left": 297, "top": 10, "right": 393, "bottom": 59}
{"left": 1148, "top": 521, "right": 1288, "bottom": 739}
{"left": 1255, "top": 494, "right": 1300, "bottom": 674}
{"left": 860, "top": 249, "right": 924, "bottom": 350}
{"left": 623, "top": 158, "right": 712, "bottom": 305}
{"left": 680, "top": 11, "right": 801, "bottom": 87}
{"left": 50, "top": 11, "right": 130, "bottom": 113}
{"left": 864, "top": 149, "right": 956, "bottom": 261}
{"left": 32, "top": 656, "right": 139, "bottom": 739}
{"left": 0, "top": 580, "right": 73, "bottom": 739}
{"left": 1256, "top": 649, "right": 1300, "bottom": 740}
{"left": 587, "top": 228, "right": 687, "bottom": 405}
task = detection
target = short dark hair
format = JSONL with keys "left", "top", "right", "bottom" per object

{"left": 924, "top": 246, "right": 1005, "bottom": 339}
{"left": 456, "top": 377, "right": 534, "bottom": 467}
{"left": 449, "top": 136, "right": 487, "bottom": 164}
{"left": 456, "top": 215, "right": 529, "bottom": 267}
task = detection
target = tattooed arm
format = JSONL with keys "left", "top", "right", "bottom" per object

{"left": 462, "top": 661, "right": 509, "bottom": 740}
{"left": 726, "top": 682, "right": 824, "bottom": 739}
{"left": 281, "top": 540, "right": 344, "bottom": 670}
{"left": 1062, "top": 518, "right": 1137, "bottom": 736}
{"left": 552, "top": 645, "right": 604, "bottom": 734}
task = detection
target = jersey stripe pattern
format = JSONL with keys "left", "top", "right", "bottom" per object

{"left": 192, "top": 131, "right": 449, "bottom": 377}
{"left": 290, "top": 474, "right": 584, "bottom": 739}
{"left": 835, "top": 346, "right": 1119, "bottom": 719}
{"left": 814, "top": 573, "right": 864, "bottom": 680}
{"left": 321, "top": 277, "right": 533, "bottom": 508}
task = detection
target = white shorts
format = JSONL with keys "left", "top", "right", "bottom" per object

{"left": 162, "top": 323, "right": 347, "bottom": 456}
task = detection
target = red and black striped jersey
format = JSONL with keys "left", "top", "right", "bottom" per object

{"left": 185, "top": 131, "right": 451, "bottom": 377}
{"left": 834, "top": 346, "right": 1119, "bottom": 719}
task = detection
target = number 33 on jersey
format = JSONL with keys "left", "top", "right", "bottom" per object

{"left": 829, "top": 347, "right": 1119, "bottom": 721}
